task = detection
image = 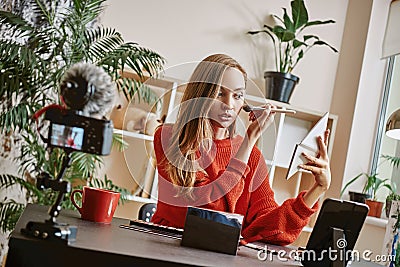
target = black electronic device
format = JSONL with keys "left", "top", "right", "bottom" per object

{"left": 45, "top": 108, "right": 113, "bottom": 155}
{"left": 181, "top": 207, "right": 243, "bottom": 255}
{"left": 302, "top": 198, "right": 369, "bottom": 267}
{"left": 42, "top": 62, "right": 115, "bottom": 155}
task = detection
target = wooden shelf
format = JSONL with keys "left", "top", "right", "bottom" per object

{"left": 113, "top": 129, "right": 154, "bottom": 141}
{"left": 126, "top": 195, "right": 157, "bottom": 204}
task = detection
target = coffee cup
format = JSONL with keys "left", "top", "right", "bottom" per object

{"left": 71, "top": 186, "right": 120, "bottom": 223}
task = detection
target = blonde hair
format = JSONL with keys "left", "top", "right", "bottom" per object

{"left": 164, "top": 54, "right": 247, "bottom": 197}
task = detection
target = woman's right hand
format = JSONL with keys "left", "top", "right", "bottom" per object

{"left": 246, "top": 104, "right": 276, "bottom": 145}
{"left": 234, "top": 103, "right": 276, "bottom": 165}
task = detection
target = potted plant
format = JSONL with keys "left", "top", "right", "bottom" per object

{"left": 381, "top": 154, "right": 400, "bottom": 218}
{"left": 340, "top": 172, "right": 395, "bottom": 218}
{"left": 386, "top": 192, "right": 400, "bottom": 218}
{"left": 364, "top": 174, "right": 395, "bottom": 218}
{"left": 0, "top": 0, "right": 164, "bottom": 233}
{"left": 247, "top": 0, "right": 338, "bottom": 103}
{"left": 340, "top": 172, "right": 372, "bottom": 204}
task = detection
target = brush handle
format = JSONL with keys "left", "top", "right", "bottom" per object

{"left": 243, "top": 105, "right": 296, "bottom": 114}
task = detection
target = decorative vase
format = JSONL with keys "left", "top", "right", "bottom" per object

{"left": 264, "top": 71, "right": 300, "bottom": 103}
{"left": 365, "top": 199, "right": 384, "bottom": 218}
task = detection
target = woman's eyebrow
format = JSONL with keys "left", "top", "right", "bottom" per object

{"left": 220, "top": 86, "right": 245, "bottom": 91}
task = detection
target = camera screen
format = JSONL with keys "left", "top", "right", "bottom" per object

{"left": 50, "top": 123, "right": 84, "bottom": 150}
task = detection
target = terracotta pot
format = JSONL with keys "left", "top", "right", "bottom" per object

{"left": 365, "top": 199, "right": 384, "bottom": 218}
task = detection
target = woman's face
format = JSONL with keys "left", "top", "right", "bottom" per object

{"left": 208, "top": 67, "right": 246, "bottom": 130}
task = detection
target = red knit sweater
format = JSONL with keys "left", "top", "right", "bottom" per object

{"left": 151, "top": 124, "right": 318, "bottom": 245}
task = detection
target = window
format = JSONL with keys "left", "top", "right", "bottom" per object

{"left": 371, "top": 55, "right": 400, "bottom": 198}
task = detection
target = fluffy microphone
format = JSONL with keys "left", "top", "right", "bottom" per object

{"left": 59, "top": 62, "right": 115, "bottom": 118}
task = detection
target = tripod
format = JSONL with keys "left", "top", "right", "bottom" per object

{"left": 21, "top": 152, "right": 77, "bottom": 244}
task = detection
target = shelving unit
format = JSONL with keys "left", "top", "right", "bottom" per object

{"left": 113, "top": 129, "right": 154, "bottom": 141}
{"left": 106, "top": 72, "right": 183, "bottom": 204}
{"left": 106, "top": 73, "right": 338, "bottom": 246}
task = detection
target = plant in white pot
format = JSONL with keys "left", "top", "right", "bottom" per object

{"left": 247, "top": 0, "right": 338, "bottom": 103}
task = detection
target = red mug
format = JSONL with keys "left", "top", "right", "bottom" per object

{"left": 71, "top": 186, "right": 120, "bottom": 223}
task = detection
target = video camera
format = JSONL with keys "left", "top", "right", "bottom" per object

{"left": 42, "top": 62, "right": 116, "bottom": 156}
{"left": 45, "top": 109, "right": 113, "bottom": 155}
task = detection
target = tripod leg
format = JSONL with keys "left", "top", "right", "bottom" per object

{"left": 332, "top": 227, "right": 346, "bottom": 267}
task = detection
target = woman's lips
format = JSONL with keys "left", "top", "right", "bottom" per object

{"left": 218, "top": 114, "right": 233, "bottom": 121}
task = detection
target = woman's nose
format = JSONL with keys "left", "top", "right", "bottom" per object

{"left": 221, "top": 96, "right": 234, "bottom": 110}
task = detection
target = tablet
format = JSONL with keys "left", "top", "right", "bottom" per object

{"left": 302, "top": 198, "right": 369, "bottom": 266}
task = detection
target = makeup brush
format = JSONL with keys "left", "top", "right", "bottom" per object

{"left": 242, "top": 104, "right": 296, "bottom": 114}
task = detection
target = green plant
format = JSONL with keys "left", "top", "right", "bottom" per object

{"left": 386, "top": 192, "right": 400, "bottom": 217}
{"left": 0, "top": 0, "right": 164, "bottom": 233}
{"left": 247, "top": 0, "right": 337, "bottom": 73}
{"left": 341, "top": 154, "right": 400, "bottom": 201}
{"left": 387, "top": 192, "right": 400, "bottom": 203}
{"left": 340, "top": 172, "right": 395, "bottom": 201}
{"left": 382, "top": 154, "right": 400, "bottom": 169}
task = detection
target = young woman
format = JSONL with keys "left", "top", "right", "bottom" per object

{"left": 151, "top": 54, "right": 331, "bottom": 245}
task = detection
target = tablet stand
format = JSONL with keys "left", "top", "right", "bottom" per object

{"left": 302, "top": 199, "right": 369, "bottom": 267}
{"left": 331, "top": 227, "right": 346, "bottom": 267}
{"left": 21, "top": 152, "right": 77, "bottom": 244}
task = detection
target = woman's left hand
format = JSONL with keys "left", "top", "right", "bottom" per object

{"left": 299, "top": 129, "right": 331, "bottom": 191}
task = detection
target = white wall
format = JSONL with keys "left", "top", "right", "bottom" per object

{"left": 330, "top": 0, "right": 391, "bottom": 201}
{"left": 101, "top": 0, "right": 347, "bottom": 112}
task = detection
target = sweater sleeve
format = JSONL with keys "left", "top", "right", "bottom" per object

{"left": 153, "top": 125, "right": 250, "bottom": 213}
{"left": 241, "top": 149, "right": 318, "bottom": 246}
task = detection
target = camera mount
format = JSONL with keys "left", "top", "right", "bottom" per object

{"left": 21, "top": 152, "right": 77, "bottom": 244}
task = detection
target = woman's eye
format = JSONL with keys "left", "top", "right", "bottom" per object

{"left": 234, "top": 93, "right": 244, "bottom": 100}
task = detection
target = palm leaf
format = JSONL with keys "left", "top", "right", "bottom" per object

{"left": 18, "top": 131, "right": 48, "bottom": 175}
{"left": 115, "top": 77, "right": 159, "bottom": 104}
{"left": 70, "top": 0, "right": 105, "bottom": 26}
{"left": 69, "top": 152, "right": 103, "bottom": 180}
{"left": 340, "top": 172, "right": 364, "bottom": 197}
{"left": 89, "top": 175, "right": 130, "bottom": 205}
{"left": 0, "top": 10, "right": 33, "bottom": 37}
{"left": 85, "top": 27, "right": 124, "bottom": 63}
{"left": 98, "top": 43, "right": 165, "bottom": 78}
{"left": 112, "top": 133, "right": 128, "bottom": 152}
{"left": 0, "top": 103, "right": 36, "bottom": 133}
{"left": 382, "top": 154, "right": 400, "bottom": 169}
{"left": 0, "top": 174, "right": 42, "bottom": 201}
{"left": 0, "top": 200, "right": 25, "bottom": 232}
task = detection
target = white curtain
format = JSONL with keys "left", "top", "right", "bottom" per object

{"left": 382, "top": 0, "right": 400, "bottom": 58}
